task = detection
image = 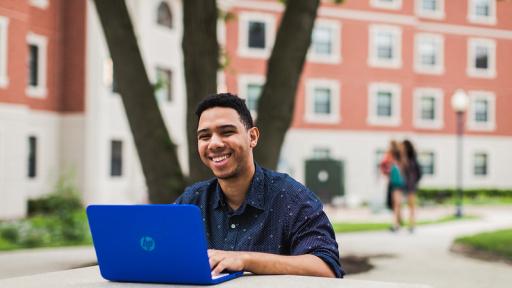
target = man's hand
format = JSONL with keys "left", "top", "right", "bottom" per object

{"left": 208, "top": 249, "right": 246, "bottom": 275}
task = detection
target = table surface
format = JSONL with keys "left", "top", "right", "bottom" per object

{"left": 0, "top": 266, "right": 432, "bottom": 288}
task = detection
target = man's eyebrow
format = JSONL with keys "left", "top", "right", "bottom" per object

{"left": 218, "top": 124, "right": 238, "bottom": 130}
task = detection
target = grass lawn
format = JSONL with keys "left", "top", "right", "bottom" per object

{"left": 455, "top": 228, "right": 512, "bottom": 260}
{"left": 332, "top": 215, "right": 477, "bottom": 233}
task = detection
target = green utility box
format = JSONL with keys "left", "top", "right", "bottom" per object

{"left": 305, "top": 159, "right": 345, "bottom": 203}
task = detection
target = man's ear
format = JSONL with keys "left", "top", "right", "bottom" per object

{"left": 248, "top": 127, "right": 260, "bottom": 148}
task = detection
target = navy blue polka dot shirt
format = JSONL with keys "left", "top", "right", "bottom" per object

{"left": 175, "top": 164, "right": 344, "bottom": 278}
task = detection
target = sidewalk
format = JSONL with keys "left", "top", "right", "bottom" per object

{"left": 338, "top": 205, "right": 512, "bottom": 288}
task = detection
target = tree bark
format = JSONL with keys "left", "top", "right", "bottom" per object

{"left": 254, "top": 0, "right": 321, "bottom": 170}
{"left": 93, "top": 0, "right": 186, "bottom": 203}
{"left": 182, "top": 0, "right": 219, "bottom": 182}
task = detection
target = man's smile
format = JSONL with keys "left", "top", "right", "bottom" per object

{"left": 209, "top": 153, "right": 232, "bottom": 164}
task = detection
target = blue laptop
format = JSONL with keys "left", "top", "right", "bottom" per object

{"left": 86, "top": 204, "right": 243, "bottom": 285}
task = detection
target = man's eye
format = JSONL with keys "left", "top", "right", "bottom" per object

{"left": 223, "top": 131, "right": 235, "bottom": 136}
{"left": 198, "top": 134, "right": 210, "bottom": 140}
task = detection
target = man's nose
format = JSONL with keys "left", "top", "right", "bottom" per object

{"left": 208, "top": 134, "right": 225, "bottom": 150}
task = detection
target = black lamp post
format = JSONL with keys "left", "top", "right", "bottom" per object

{"left": 451, "top": 89, "right": 469, "bottom": 218}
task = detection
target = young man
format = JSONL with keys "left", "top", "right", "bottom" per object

{"left": 175, "top": 93, "right": 343, "bottom": 278}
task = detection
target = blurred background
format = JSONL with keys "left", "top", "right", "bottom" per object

{"left": 0, "top": 0, "right": 511, "bottom": 287}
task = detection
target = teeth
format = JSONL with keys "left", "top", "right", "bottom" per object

{"left": 212, "top": 154, "right": 229, "bottom": 162}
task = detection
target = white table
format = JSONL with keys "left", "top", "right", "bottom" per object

{"left": 0, "top": 266, "right": 432, "bottom": 288}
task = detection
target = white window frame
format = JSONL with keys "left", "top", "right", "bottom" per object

{"left": 367, "top": 82, "right": 401, "bottom": 126}
{"left": 26, "top": 33, "right": 48, "bottom": 98}
{"left": 473, "top": 151, "right": 489, "bottom": 177}
{"left": 467, "top": 38, "right": 496, "bottom": 78}
{"left": 305, "top": 79, "right": 341, "bottom": 124}
{"left": 29, "top": 0, "right": 49, "bottom": 9}
{"left": 468, "top": 0, "right": 496, "bottom": 25}
{"left": 415, "top": 0, "right": 445, "bottom": 19}
{"left": 467, "top": 91, "right": 496, "bottom": 131}
{"left": 238, "top": 74, "right": 265, "bottom": 119}
{"left": 418, "top": 151, "right": 436, "bottom": 176}
{"left": 307, "top": 19, "right": 341, "bottom": 64}
{"left": 238, "top": 12, "right": 275, "bottom": 59}
{"left": 0, "top": 17, "right": 9, "bottom": 88}
{"left": 370, "top": 0, "right": 403, "bottom": 10}
{"left": 414, "top": 33, "right": 444, "bottom": 75}
{"left": 368, "top": 25, "right": 402, "bottom": 69}
{"left": 413, "top": 88, "right": 444, "bottom": 129}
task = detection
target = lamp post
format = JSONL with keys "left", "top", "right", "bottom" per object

{"left": 451, "top": 89, "right": 469, "bottom": 218}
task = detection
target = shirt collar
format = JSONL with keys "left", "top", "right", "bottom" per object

{"left": 212, "top": 163, "right": 265, "bottom": 212}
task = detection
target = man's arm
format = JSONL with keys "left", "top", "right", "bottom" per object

{"left": 208, "top": 249, "right": 335, "bottom": 278}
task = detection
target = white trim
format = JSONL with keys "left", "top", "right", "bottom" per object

{"left": 307, "top": 19, "right": 341, "bottom": 64}
{"left": 237, "top": 12, "right": 275, "bottom": 59}
{"left": 367, "top": 82, "right": 401, "bottom": 126}
{"left": 467, "top": 91, "right": 496, "bottom": 132}
{"left": 413, "top": 88, "right": 444, "bottom": 129}
{"left": 237, "top": 74, "right": 265, "bottom": 119}
{"left": 368, "top": 25, "right": 402, "bottom": 69}
{"left": 472, "top": 151, "right": 489, "bottom": 177}
{"left": 304, "top": 79, "right": 341, "bottom": 124}
{"left": 0, "top": 17, "right": 9, "bottom": 88}
{"left": 228, "top": 1, "right": 512, "bottom": 39}
{"left": 26, "top": 33, "right": 48, "bottom": 98}
{"left": 414, "top": 33, "right": 444, "bottom": 75}
{"left": 418, "top": 150, "right": 436, "bottom": 176}
{"left": 468, "top": 0, "right": 497, "bottom": 26}
{"left": 370, "top": 0, "right": 403, "bottom": 10}
{"left": 415, "top": 0, "right": 445, "bottom": 20}
{"left": 466, "top": 38, "right": 496, "bottom": 79}
{"left": 29, "top": 0, "right": 49, "bottom": 9}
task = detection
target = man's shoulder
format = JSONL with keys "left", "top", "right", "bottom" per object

{"left": 261, "top": 167, "right": 318, "bottom": 204}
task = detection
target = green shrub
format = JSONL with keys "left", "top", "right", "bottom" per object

{"left": 0, "top": 225, "right": 20, "bottom": 243}
{"left": 418, "top": 188, "right": 512, "bottom": 204}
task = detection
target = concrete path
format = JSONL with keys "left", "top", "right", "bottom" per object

{"left": 339, "top": 206, "right": 512, "bottom": 288}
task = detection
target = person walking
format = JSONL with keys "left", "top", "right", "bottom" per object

{"left": 402, "top": 139, "right": 422, "bottom": 233}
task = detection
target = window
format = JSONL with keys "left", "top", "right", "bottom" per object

{"left": 155, "top": 68, "right": 172, "bottom": 102}
{"left": 473, "top": 153, "right": 488, "bottom": 176}
{"left": 110, "top": 140, "right": 123, "bottom": 177}
{"left": 26, "top": 33, "right": 48, "bottom": 98}
{"left": 28, "top": 136, "right": 37, "bottom": 178}
{"left": 415, "top": 0, "right": 445, "bottom": 19}
{"left": 313, "top": 147, "right": 331, "bottom": 159}
{"left": 468, "top": 91, "right": 495, "bottom": 131}
{"left": 414, "top": 33, "right": 444, "bottom": 74}
{"left": 305, "top": 79, "right": 340, "bottom": 123}
{"left": 156, "top": 1, "right": 173, "bottom": 29}
{"left": 468, "top": 0, "right": 496, "bottom": 25}
{"left": 368, "top": 25, "right": 402, "bottom": 69}
{"left": 238, "top": 75, "right": 264, "bottom": 119}
{"left": 418, "top": 152, "right": 435, "bottom": 175}
{"left": 368, "top": 83, "right": 401, "bottom": 126}
{"left": 0, "top": 17, "right": 8, "bottom": 88}
{"left": 238, "top": 13, "right": 275, "bottom": 58}
{"left": 308, "top": 20, "right": 341, "bottom": 63}
{"left": 371, "top": 0, "right": 403, "bottom": 10}
{"left": 467, "top": 38, "right": 496, "bottom": 78}
{"left": 29, "top": 0, "right": 49, "bottom": 9}
{"left": 414, "top": 88, "right": 444, "bottom": 129}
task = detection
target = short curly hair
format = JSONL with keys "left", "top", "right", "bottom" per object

{"left": 195, "top": 93, "right": 254, "bottom": 129}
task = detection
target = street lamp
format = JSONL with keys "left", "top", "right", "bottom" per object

{"left": 451, "top": 89, "right": 469, "bottom": 218}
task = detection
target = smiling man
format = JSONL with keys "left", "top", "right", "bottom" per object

{"left": 175, "top": 93, "right": 344, "bottom": 278}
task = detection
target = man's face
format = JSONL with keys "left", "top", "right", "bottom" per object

{"left": 197, "top": 107, "right": 259, "bottom": 180}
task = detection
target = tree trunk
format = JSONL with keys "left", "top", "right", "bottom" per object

{"left": 182, "top": 0, "right": 219, "bottom": 182}
{"left": 254, "top": 0, "right": 320, "bottom": 170}
{"left": 93, "top": 0, "right": 186, "bottom": 203}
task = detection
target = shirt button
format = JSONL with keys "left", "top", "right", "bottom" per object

{"left": 231, "top": 224, "right": 236, "bottom": 229}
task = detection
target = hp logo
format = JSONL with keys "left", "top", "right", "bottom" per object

{"left": 140, "top": 236, "right": 156, "bottom": 252}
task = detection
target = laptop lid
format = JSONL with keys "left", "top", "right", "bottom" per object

{"left": 86, "top": 204, "right": 243, "bottom": 285}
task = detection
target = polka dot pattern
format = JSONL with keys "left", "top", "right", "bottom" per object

{"left": 175, "top": 164, "right": 344, "bottom": 278}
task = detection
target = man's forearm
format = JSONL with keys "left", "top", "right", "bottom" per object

{"left": 241, "top": 252, "right": 335, "bottom": 278}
